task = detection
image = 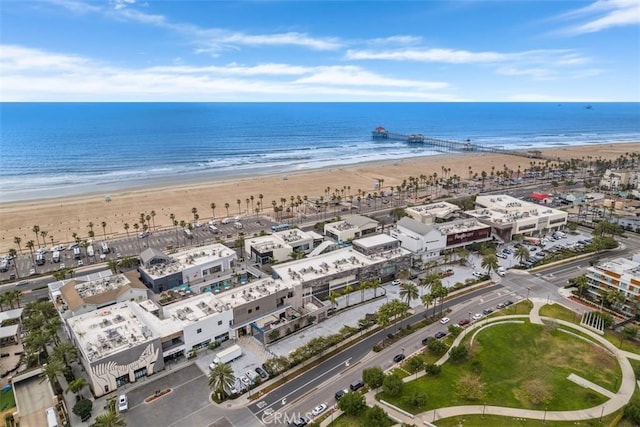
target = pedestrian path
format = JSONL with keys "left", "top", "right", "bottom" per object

{"left": 368, "top": 303, "right": 637, "bottom": 425}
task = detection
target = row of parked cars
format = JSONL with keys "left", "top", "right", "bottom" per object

{"left": 419, "top": 301, "right": 515, "bottom": 346}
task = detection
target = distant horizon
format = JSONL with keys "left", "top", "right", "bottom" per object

{"left": 1, "top": 1, "right": 638, "bottom": 102}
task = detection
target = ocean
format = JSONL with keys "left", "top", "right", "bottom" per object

{"left": 1, "top": 102, "right": 639, "bottom": 203}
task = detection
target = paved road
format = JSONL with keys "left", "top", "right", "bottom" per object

{"left": 247, "top": 285, "right": 505, "bottom": 417}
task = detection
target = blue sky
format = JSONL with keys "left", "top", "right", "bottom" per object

{"left": 1, "top": 0, "right": 639, "bottom": 101}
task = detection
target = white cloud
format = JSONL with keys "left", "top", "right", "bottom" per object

{"left": 346, "top": 48, "right": 507, "bottom": 63}
{"left": 559, "top": 0, "right": 640, "bottom": 34}
{"left": 0, "top": 45, "right": 456, "bottom": 101}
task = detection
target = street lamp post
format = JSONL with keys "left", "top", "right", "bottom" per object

{"left": 527, "top": 287, "right": 531, "bottom": 301}
{"left": 468, "top": 312, "right": 472, "bottom": 321}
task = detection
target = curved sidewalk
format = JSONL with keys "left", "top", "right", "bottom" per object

{"left": 377, "top": 299, "right": 637, "bottom": 424}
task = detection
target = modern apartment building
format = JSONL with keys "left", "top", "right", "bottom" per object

{"left": 585, "top": 255, "right": 640, "bottom": 317}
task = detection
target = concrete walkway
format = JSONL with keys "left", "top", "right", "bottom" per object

{"left": 372, "top": 300, "right": 638, "bottom": 425}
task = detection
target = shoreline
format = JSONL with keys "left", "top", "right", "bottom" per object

{"left": 1, "top": 141, "right": 638, "bottom": 253}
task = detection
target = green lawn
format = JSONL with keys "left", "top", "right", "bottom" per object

{"left": 377, "top": 322, "right": 621, "bottom": 414}
{"left": 539, "top": 304, "right": 580, "bottom": 324}
{"left": 328, "top": 412, "right": 394, "bottom": 427}
{"left": 491, "top": 300, "right": 533, "bottom": 317}
{"left": 0, "top": 388, "right": 15, "bottom": 412}
{"left": 435, "top": 414, "right": 618, "bottom": 427}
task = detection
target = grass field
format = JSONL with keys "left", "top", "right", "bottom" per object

{"left": 435, "top": 414, "right": 618, "bottom": 427}
{"left": 328, "top": 412, "right": 394, "bottom": 427}
{"left": 377, "top": 322, "right": 621, "bottom": 414}
{"left": 0, "top": 388, "right": 15, "bottom": 412}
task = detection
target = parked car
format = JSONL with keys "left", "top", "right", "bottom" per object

{"left": 497, "top": 302, "right": 506, "bottom": 309}
{"left": 255, "top": 366, "right": 269, "bottom": 379}
{"left": 434, "top": 331, "right": 447, "bottom": 339}
{"left": 118, "top": 394, "right": 128, "bottom": 413}
{"left": 482, "top": 308, "right": 494, "bottom": 315}
{"left": 458, "top": 318, "right": 470, "bottom": 326}
{"left": 391, "top": 279, "right": 401, "bottom": 286}
{"left": 496, "top": 253, "right": 507, "bottom": 259}
{"left": 472, "top": 313, "right": 483, "bottom": 320}
{"left": 504, "top": 300, "right": 514, "bottom": 306}
{"left": 138, "top": 230, "right": 150, "bottom": 238}
{"left": 350, "top": 379, "right": 365, "bottom": 391}
{"left": 335, "top": 389, "right": 348, "bottom": 400}
{"left": 421, "top": 337, "right": 434, "bottom": 346}
{"left": 472, "top": 271, "right": 485, "bottom": 278}
{"left": 440, "top": 317, "right": 451, "bottom": 325}
{"left": 393, "top": 354, "right": 406, "bottom": 363}
{"left": 292, "top": 416, "right": 310, "bottom": 427}
{"left": 311, "top": 403, "right": 327, "bottom": 416}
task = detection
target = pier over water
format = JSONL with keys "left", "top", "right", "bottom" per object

{"left": 372, "top": 126, "right": 545, "bottom": 160}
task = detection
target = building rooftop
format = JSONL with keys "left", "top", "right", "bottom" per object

{"left": 435, "top": 218, "right": 489, "bottom": 235}
{"left": 594, "top": 257, "right": 640, "bottom": 276}
{"left": 249, "top": 235, "right": 287, "bottom": 253}
{"left": 406, "top": 201, "right": 460, "bottom": 217}
{"left": 273, "top": 243, "right": 408, "bottom": 286}
{"left": 58, "top": 273, "right": 147, "bottom": 312}
{"left": 68, "top": 302, "right": 157, "bottom": 362}
{"left": 141, "top": 243, "right": 236, "bottom": 279}
{"left": 275, "top": 228, "right": 312, "bottom": 244}
{"left": 467, "top": 195, "right": 566, "bottom": 224}
{"left": 215, "top": 277, "right": 292, "bottom": 308}
{"left": 352, "top": 233, "right": 397, "bottom": 248}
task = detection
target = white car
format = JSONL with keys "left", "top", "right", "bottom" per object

{"left": 472, "top": 271, "right": 484, "bottom": 278}
{"left": 391, "top": 279, "right": 401, "bottom": 286}
{"left": 52, "top": 244, "right": 66, "bottom": 251}
{"left": 28, "top": 268, "right": 36, "bottom": 276}
{"left": 194, "top": 222, "right": 203, "bottom": 228}
{"left": 440, "top": 317, "right": 451, "bottom": 324}
{"left": 221, "top": 218, "right": 231, "bottom": 224}
{"left": 138, "top": 230, "right": 150, "bottom": 238}
{"left": 472, "top": 313, "right": 483, "bottom": 320}
{"left": 118, "top": 394, "right": 128, "bottom": 413}
{"left": 239, "top": 375, "right": 250, "bottom": 385}
{"left": 311, "top": 403, "right": 327, "bottom": 416}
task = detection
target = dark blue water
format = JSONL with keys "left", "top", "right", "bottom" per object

{"left": 1, "top": 102, "right": 639, "bottom": 202}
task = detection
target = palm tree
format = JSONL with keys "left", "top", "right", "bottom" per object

{"left": 101, "top": 221, "right": 108, "bottom": 240}
{"left": 328, "top": 290, "right": 340, "bottom": 309}
{"left": 13, "top": 236, "right": 22, "bottom": 254}
{"left": 258, "top": 193, "right": 264, "bottom": 212}
{"left": 421, "top": 293, "right": 434, "bottom": 313}
{"left": 39, "top": 357, "right": 65, "bottom": 385}
{"left": 123, "top": 223, "right": 130, "bottom": 237}
{"left": 150, "top": 210, "right": 156, "bottom": 230}
{"left": 32, "top": 225, "right": 41, "bottom": 247}
{"left": 66, "top": 377, "right": 88, "bottom": 399}
{"left": 358, "top": 281, "right": 370, "bottom": 302}
{"left": 191, "top": 207, "right": 198, "bottom": 224}
{"left": 25, "top": 239, "right": 35, "bottom": 265}
{"left": 343, "top": 283, "right": 353, "bottom": 307}
{"left": 481, "top": 254, "right": 499, "bottom": 276}
{"left": 224, "top": 203, "right": 230, "bottom": 217}
{"left": 93, "top": 410, "right": 127, "bottom": 427}
{"left": 370, "top": 279, "right": 381, "bottom": 298}
{"left": 515, "top": 246, "right": 530, "bottom": 264}
{"left": 208, "top": 362, "right": 236, "bottom": 400}
{"left": 250, "top": 195, "right": 255, "bottom": 213}
{"left": 399, "top": 282, "right": 419, "bottom": 306}
{"left": 53, "top": 341, "right": 78, "bottom": 367}
{"left": 210, "top": 202, "right": 216, "bottom": 220}
{"left": 573, "top": 275, "right": 589, "bottom": 297}
{"left": 236, "top": 199, "right": 241, "bottom": 216}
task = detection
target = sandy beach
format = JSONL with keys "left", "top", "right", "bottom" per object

{"left": 1, "top": 142, "right": 638, "bottom": 253}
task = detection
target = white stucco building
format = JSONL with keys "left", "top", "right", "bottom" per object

{"left": 405, "top": 201, "right": 460, "bottom": 224}
{"left": 465, "top": 194, "right": 567, "bottom": 242}
{"left": 245, "top": 228, "right": 316, "bottom": 265}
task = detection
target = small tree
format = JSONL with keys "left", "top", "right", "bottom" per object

{"left": 427, "top": 338, "right": 448, "bottom": 355}
{"left": 337, "top": 391, "right": 366, "bottom": 416}
{"left": 363, "top": 405, "right": 389, "bottom": 427}
{"left": 407, "top": 357, "right": 424, "bottom": 373}
{"left": 382, "top": 373, "right": 404, "bottom": 397}
{"left": 449, "top": 346, "right": 469, "bottom": 364}
{"left": 424, "top": 364, "right": 442, "bottom": 376}
{"left": 362, "top": 366, "right": 385, "bottom": 389}
{"left": 407, "top": 391, "right": 428, "bottom": 408}
{"left": 73, "top": 399, "right": 93, "bottom": 422}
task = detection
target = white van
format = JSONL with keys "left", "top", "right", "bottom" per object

{"left": 101, "top": 242, "right": 110, "bottom": 254}
{"left": 209, "top": 224, "right": 219, "bottom": 234}
{"left": 184, "top": 228, "right": 193, "bottom": 238}
{"left": 73, "top": 247, "right": 81, "bottom": 260}
{"left": 46, "top": 407, "right": 58, "bottom": 427}
{"left": 52, "top": 251, "right": 61, "bottom": 263}
{"left": 234, "top": 222, "right": 243, "bottom": 230}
